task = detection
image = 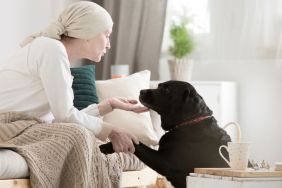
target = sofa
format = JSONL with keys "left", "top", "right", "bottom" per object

{"left": 0, "top": 68, "right": 163, "bottom": 188}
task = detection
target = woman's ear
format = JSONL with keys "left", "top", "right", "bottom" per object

{"left": 84, "top": 39, "right": 89, "bottom": 46}
{"left": 81, "top": 39, "right": 90, "bottom": 51}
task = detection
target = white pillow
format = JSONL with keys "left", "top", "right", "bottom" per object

{"left": 96, "top": 70, "right": 158, "bottom": 145}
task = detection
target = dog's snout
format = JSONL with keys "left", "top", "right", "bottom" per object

{"left": 139, "top": 89, "right": 154, "bottom": 107}
{"left": 140, "top": 89, "right": 151, "bottom": 96}
{"left": 140, "top": 90, "right": 146, "bottom": 95}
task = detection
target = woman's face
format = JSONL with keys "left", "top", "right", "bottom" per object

{"left": 83, "top": 28, "right": 112, "bottom": 62}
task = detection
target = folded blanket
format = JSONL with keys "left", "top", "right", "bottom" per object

{"left": 0, "top": 112, "right": 127, "bottom": 188}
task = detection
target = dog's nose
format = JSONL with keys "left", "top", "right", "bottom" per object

{"left": 140, "top": 89, "right": 152, "bottom": 95}
{"left": 139, "top": 89, "right": 153, "bottom": 103}
{"left": 140, "top": 90, "right": 147, "bottom": 95}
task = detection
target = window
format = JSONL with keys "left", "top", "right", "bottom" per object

{"left": 162, "top": 0, "right": 282, "bottom": 61}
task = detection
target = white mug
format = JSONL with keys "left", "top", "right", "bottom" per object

{"left": 219, "top": 142, "right": 250, "bottom": 170}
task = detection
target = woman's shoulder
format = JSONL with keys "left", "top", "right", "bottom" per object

{"left": 33, "top": 36, "right": 63, "bottom": 46}
{"left": 31, "top": 37, "right": 66, "bottom": 54}
{"left": 26, "top": 37, "right": 70, "bottom": 73}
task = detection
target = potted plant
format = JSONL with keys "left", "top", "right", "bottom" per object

{"left": 168, "top": 14, "right": 195, "bottom": 81}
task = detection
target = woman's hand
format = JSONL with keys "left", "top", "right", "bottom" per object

{"left": 109, "top": 128, "right": 139, "bottom": 153}
{"left": 108, "top": 98, "right": 149, "bottom": 113}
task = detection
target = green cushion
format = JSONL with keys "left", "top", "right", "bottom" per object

{"left": 71, "top": 65, "right": 99, "bottom": 110}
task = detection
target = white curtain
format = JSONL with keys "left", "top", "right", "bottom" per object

{"left": 195, "top": 0, "right": 282, "bottom": 62}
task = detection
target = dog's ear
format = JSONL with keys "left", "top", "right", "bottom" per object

{"left": 182, "top": 88, "right": 196, "bottom": 102}
{"left": 182, "top": 89, "right": 189, "bottom": 102}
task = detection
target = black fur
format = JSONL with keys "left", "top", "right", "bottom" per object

{"left": 100, "top": 80, "right": 231, "bottom": 188}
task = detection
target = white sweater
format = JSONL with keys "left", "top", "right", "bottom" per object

{"left": 0, "top": 37, "right": 112, "bottom": 140}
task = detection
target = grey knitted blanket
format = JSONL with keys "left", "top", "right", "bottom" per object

{"left": 0, "top": 112, "right": 123, "bottom": 188}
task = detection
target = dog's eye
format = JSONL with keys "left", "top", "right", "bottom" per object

{"left": 158, "top": 84, "right": 170, "bottom": 93}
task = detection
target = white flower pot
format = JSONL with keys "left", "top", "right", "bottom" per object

{"left": 168, "top": 59, "right": 194, "bottom": 81}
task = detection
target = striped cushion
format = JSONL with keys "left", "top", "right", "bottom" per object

{"left": 71, "top": 65, "right": 99, "bottom": 110}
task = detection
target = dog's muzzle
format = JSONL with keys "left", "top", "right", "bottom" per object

{"left": 140, "top": 89, "right": 152, "bottom": 99}
{"left": 139, "top": 89, "right": 154, "bottom": 106}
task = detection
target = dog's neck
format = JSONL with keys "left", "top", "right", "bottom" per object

{"left": 169, "top": 115, "right": 212, "bottom": 131}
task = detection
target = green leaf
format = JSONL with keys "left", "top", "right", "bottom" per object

{"left": 169, "top": 16, "right": 195, "bottom": 59}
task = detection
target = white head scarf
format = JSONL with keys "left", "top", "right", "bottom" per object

{"left": 20, "top": 1, "right": 113, "bottom": 47}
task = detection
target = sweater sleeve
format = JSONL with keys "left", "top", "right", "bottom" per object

{"left": 29, "top": 38, "right": 112, "bottom": 140}
{"left": 81, "top": 99, "right": 113, "bottom": 116}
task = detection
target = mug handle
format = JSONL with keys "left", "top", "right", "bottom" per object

{"left": 219, "top": 145, "right": 230, "bottom": 167}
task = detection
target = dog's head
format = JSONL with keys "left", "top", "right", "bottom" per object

{"left": 139, "top": 80, "right": 212, "bottom": 130}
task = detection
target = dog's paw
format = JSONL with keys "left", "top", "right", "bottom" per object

{"left": 99, "top": 142, "right": 115, "bottom": 155}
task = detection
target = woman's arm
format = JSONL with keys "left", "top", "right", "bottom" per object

{"left": 82, "top": 98, "right": 148, "bottom": 117}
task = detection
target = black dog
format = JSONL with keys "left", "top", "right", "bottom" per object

{"left": 100, "top": 80, "right": 231, "bottom": 188}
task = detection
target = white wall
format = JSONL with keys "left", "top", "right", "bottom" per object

{"left": 0, "top": 0, "right": 75, "bottom": 63}
{"left": 160, "top": 60, "right": 282, "bottom": 164}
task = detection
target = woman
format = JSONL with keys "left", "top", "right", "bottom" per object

{"left": 0, "top": 1, "right": 147, "bottom": 154}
